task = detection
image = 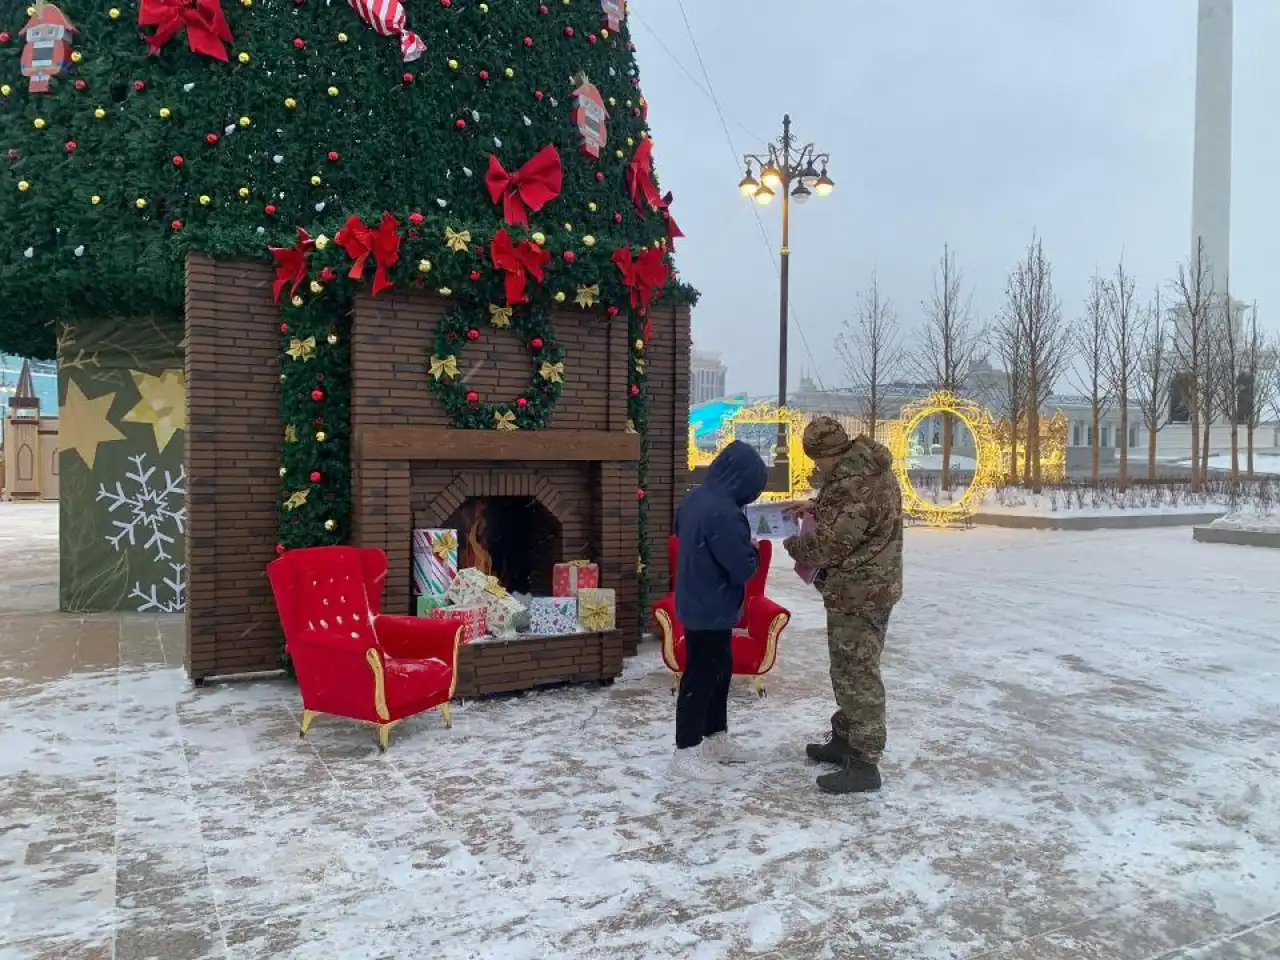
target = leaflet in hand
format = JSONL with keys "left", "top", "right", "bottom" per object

{"left": 793, "top": 512, "right": 820, "bottom": 584}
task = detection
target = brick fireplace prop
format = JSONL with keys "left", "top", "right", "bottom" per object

{"left": 184, "top": 257, "right": 691, "bottom": 690}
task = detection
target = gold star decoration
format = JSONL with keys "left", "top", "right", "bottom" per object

{"left": 494, "top": 410, "right": 517, "bottom": 431}
{"left": 120, "top": 369, "right": 186, "bottom": 454}
{"left": 538, "top": 361, "right": 565, "bottom": 384}
{"left": 488, "top": 304, "right": 513, "bottom": 328}
{"left": 429, "top": 355, "right": 459, "bottom": 380}
{"left": 284, "top": 423, "right": 298, "bottom": 443}
{"left": 445, "top": 227, "right": 471, "bottom": 252}
{"left": 636, "top": 557, "right": 647, "bottom": 575}
{"left": 287, "top": 336, "right": 316, "bottom": 361}
{"left": 283, "top": 489, "right": 310, "bottom": 511}
{"left": 574, "top": 284, "right": 599, "bottom": 308}
{"left": 60, "top": 379, "right": 125, "bottom": 470}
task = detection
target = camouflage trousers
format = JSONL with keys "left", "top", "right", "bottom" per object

{"left": 826, "top": 608, "right": 892, "bottom": 764}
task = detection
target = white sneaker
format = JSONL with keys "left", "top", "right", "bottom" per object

{"left": 701, "top": 733, "right": 754, "bottom": 765}
{"left": 668, "top": 747, "right": 730, "bottom": 782}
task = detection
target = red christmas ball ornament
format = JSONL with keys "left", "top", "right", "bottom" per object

{"left": 562, "top": 250, "right": 576, "bottom": 264}
{"left": 440, "top": 0, "right": 452, "bottom": 6}
{"left": 293, "top": 37, "right": 305, "bottom": 49}
{"left": 64, "top": 140, "right": 77, "bottom": 153}
{"left": 466, "top": 328, "right": 480, "bottom": 342}
{"left": 311, "top": 388, "right": 325, "bottom": 402}
{"left": 530, "top": 336, "right": 544, "bottom": 350}
{"left": 612, "top": 212, "right": 622, "bottom": 223}
{"left": 265, "top": 204, "right": 277, "bottom": 215}
{"left": 0, "top": 33, "right": 10, "bottom": 44}
{"left": 320, "top": 267, "right": 336, "bottom": 282}
{"left": 588, "top": 34, "right": 598, "bottom": 44}
{"left": 607, "top": 306, "right": 620, "bottom": 317}
{"left": 538, "top": 3, "right": 548, "bottom": 12}
{"left": 409, "top": 211, "right": 424, "bottom": 226}
{"left": 629, "top": 384, "right": 640, "bottom": 397}
{"left": 595, "top": 172, "right": 605, "bottom": 183}
{"left": 275, "top": 543, "right": 286, "bottom": 556}
{"left": 564, "top": 27, "right": 574, "bottom": 38}
{"left": 171, "top": 219, "right": 183, "bottom": 231}
{"left": 206, "top": 133, "right": 219, "bottom": 145}
{"left": 309, "top": 470, "right": 321, "bottom": 483}
{"left": 466, "top": 390, "right": 479, "bottom": 404}
{"left": 74, "top": 79, "right": 86, "bottom": 91}
{"left": 6, "top": 149, "right": 17, "bottom": 160}
{"left": 636, "top": 488, "right": 646, "bottom": 501}
{"left": 280, "top": 323, "right": 289, "bottom": 334}
{"left": 172, "top": 154, "right": 184, "bottom": 166}
{"left": 534, "top": 90, "right": 544, "bottom": 101}
{"left": 516, "top": 397, "right": 528, "bottom": 409}
{"left": 523, "top": 36, "right": 533, "bottom": 47}
{"left": 327, "top": 150, "right": 339, "bottom": 162}
{"left": 133, "top": 80, "right": 146, "bottom": 92}
{"left": 402, "top": 72, "right": 415, "bottom": 85}
{"left": 455, "top": 118, "right": 467, "bottom": 129}
{"left": 478, "top": 69, "right": 489, "bottom": 81}
{"left": 469, "top": 270, "right": 481, "bottom": 281}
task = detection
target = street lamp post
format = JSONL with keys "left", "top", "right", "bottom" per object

{"left": 738, "top": 115, "right": 833, "bottom": 483}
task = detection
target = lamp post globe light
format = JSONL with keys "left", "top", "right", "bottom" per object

{"left": 738, "top": 114, "right": 832, "bottom": 479}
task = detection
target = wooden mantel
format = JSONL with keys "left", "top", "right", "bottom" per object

{"left": 355, "top": 426, "right": 641, "bottom": 462}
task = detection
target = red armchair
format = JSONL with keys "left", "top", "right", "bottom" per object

{"left": 653, "top": 536, "right": 791, "bottom": 697}
{"left": 267, "top": 546, "right": 463, "bottom": 751}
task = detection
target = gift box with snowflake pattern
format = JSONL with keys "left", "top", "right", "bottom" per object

{"left": 527, "top": 596, "right": 578, "bottom": 636}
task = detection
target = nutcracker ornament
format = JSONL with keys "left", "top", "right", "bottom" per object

{"left": 571, "top": 73, "right": 608, "bottom": 159}
{"left": 19, "top": 3, "right": 76, "bottom": 95}
{"left": 600, "top": 0, "right": 626, "bottom": 32}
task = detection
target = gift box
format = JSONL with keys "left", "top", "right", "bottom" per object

{"left": 445, "top": 567, "right": 498, "bottom": 607}
{"left": 552, "top": 560, "right": 599, "bottom": 597}
{"left": 576, "top": 588, "right": 616, "bottom": 632}
{"left": 412, "top": 528, "right": 458, "bottom": 598}
{"left": 429, "top": 604, "right": 486, "bottom": 644}
{"left": 416, "top": 595, "right": 446, "bottom": 617}
{"left": 484, "top": 592, "right": 525, "bottom": 639}
{"left": 527, "top": 596, "right": 578, "bottom": 636}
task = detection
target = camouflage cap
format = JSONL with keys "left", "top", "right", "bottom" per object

{"left": 802, "top": 416, "right": 853, "bottom": 459}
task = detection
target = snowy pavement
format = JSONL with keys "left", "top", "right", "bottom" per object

{"left": 2, "top": 505, "right": 1280, "bottom": 958}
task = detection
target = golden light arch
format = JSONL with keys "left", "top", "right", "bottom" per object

{"left": 888, "top": 391, "right": 1003, "bottom": 526}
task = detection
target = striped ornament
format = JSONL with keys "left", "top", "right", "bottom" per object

{"left": 346, "top": 0, "right": 426, "bottom": 61}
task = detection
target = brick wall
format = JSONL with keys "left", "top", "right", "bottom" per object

{"left": 642, "top": 304, "right": 692, "bottom": 602}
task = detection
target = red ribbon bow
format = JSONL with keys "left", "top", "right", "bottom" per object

{"left": 491, "top": 229, "right": 551, "bottom": 306}
{"left": 486, "top": 145, "right": 563, "bottom": 228}
{"left": 656, "top": 191, "right": 684, "bottom": 250}
{"left": 613, "top": 245, "right": 670, "bottom": 338}
{"left": 268, "top": 228, "right": 315, "bottom": 303}
{"left": 335, "top": 213, "right": 402, "bottom": 296}
{"left": 625, "top": 140, "right": 662, "bottom": 216}
{"left": 139, "top": 0, "right": 233, "bottom": 62}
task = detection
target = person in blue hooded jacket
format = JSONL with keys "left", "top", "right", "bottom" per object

{"left": 670, "top": 440, "right": 769, "bottom": 780}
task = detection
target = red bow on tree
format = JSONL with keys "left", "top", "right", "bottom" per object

{"left": 139, "top": 0, "right": 234, "bottom": 62}
{"left": 336, "top": 213, "right": 402, "bottom": 296}
{"left": 656, "top": 192, "right": 684, "bottom": 250}
{"left": 491, "top": 229, "right": 551, "bottom": 305}
{"left": 486, "top": 145, "right": 563, "bottom": 228}
{"left": 268, "top": 228, "right": 315, "bottom": 303}
{"left": 625, "top": 140, "right": 662, "bottom": 216}
{"left": 613, "top": 245, "right": 670, "bottom": 338}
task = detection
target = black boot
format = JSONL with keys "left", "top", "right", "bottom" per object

{"left": 816, "top": 756, "right": 882, "bottom": 794}
{"left": 805, "top": 732, "right": 854, "bottom": 765}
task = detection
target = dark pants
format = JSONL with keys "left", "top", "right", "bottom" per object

{"left": 675, "top": 629, "right": 733, "bottom": 749}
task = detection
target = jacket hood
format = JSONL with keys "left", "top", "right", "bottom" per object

{"left": 832, "top": 436, "right": 895, "bottom": 479}
{"left": 706, "top": 440, "right": 769, "bottom": 506}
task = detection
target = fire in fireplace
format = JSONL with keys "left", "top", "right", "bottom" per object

{"left": 445, "top": 496, "right": 561, "bottom": 595}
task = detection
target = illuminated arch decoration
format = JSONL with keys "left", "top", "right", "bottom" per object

{"left": 687, "top": 403, "right": 813, "bottom": 501}
{"left": 889, "top": 391, "right": 1003, "bottom": 526}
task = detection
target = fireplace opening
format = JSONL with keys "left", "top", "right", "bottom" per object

{"left": 444, "top": 496, "right": 561, "bottom": 595}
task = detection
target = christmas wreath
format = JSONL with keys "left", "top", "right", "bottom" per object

{"left": 426, "top": 302, "right": 565, "bottom": 430}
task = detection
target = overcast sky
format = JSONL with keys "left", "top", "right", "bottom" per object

{"left": 633, "top": 0, "right": 1280, "bottom": 397}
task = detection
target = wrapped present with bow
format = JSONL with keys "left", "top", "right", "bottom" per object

{"left": 527, "top": 596, "right": 578, "bottom": 636}
{"left": 552, "top": 560, "right": 599, "bottom": 598}
{"left": 444, "top": 567, "right": 497, "bottom": 607}
{"left": 429, "top": 604, "right": 486, "bottom": 645}
{"left": 484, "top": 590, "right": 525, "bottom": 639}
{"left": 445, "top": 568, "right": 524, "bottom": 637}
{"left": 577, "top": 588, "right": 617, "bottom": 633}
{"left": 412, "top": 529, "right": 458, "bottom": 598}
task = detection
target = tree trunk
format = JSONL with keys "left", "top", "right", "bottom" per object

{"left": 940, "top": 413, "right": 953, "bottom": 496}
{"left": 1247, "top": 424, "right": 1255, "bottom": 478}
{"left": 1190, "top": 413, "right": 1201, "bottom": 491}
{"left": 1201, "top": 419, "right": 1212, "bottom": 485}
{"left": 1091, "top": 404, "right": 1100, "bottom": 485}
{"left": 1229, "top": 421, "right": 1238, "bottom": 486}
{"left": 1027, "top": 372, "right": 1043, "bottom": 493}
{"left": 1147, "top": 426, "right": 1157, "bottom": 480}
{"left": 1118, "top": 403, "right": 1129, "bottom": 491}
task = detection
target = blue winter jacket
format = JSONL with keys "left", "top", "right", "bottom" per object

{"left": 674, "top": 440, "right": 769, "bottom": 631}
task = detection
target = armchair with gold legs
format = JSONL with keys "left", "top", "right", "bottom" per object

{"left": 268, "top": 546, "right": 463, "bottom": 751}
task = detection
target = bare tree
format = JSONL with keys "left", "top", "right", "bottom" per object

{"left": 835, "top": 271, "right": 904, "bottom": 441}
{"left": 1004, "top": 236, "right": 1072, "bottom": 492}
{"left": 1241, "top": 305, "right": 1277, "bottom": 477}
{"left": 916, "top": 244, "right": 983, "bottom": 491}
{"left": 1134, "top": 290, "right": 1172, "bottom": 480}
{"left": 994, "top": 311, "right": 1027, "bottom": 483}
{"left": 1104, "top": 259, "right": 1140, "bottom": 490}
{"left": 1073, "top": 272, "right": 1112, "bottom": 485}
{"left": 1170, "top": 239, "right": 1215, "bottom": 491}
{"left": 1213, "top": 279, "right": 1243, "bottom": 486}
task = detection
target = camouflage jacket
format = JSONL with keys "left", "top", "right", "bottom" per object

{"left": 784, "top": 436, "right": 903, "bottom": 614}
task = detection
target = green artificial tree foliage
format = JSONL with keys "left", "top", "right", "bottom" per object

{"left": 0, "top": 0, "right": 693, "bottom": 640}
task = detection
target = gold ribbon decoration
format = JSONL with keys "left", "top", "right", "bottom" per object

{"left": 445, "top": 227, "right": 471, "bottom": 252}
{"left": 284, "top": 423, "right": 298, "bottom": 443}
{"left": 287, "top": 336, "right": 316, "bottom": 361}
{"left": 625, "top": 418, "right": 638, "bottom": 435}
{"left": 483, "top": 575, "right": 508, "bottom": 598}
{"left": 429, "top": 355, "right": 459, "bottom": 380}
{"left": 574, "top": 284, "right": 599, "bottom": 308}
{"left": 539, "top": 360, "right": 565, "bottom": 384}
{"left": 633, "top": 357, "right": 646, "bottom": 375}
{"left": 488, "top": 304, "right": 513, "bottom": 328}
{"left": 284, "top": 488, "right": 310, "bottom": 511}
{"left": 567, "top": 559, "right": 591, "bottom": 568}
{"left": 579, "top": 598, "right": 613, "bottom": 632}
{"left": 494, "top": 410, "right": 517, "bottom": 431}
{"left": 431, "top": 530, "right": 458, "bottom": 559}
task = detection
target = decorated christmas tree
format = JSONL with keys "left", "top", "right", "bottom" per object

{"left": 1, "top": 0, "right": 691, "bottom": 617}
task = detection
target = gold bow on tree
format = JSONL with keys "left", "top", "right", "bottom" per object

{"left": 431, "top": 531, "right": 457, "bottom": 559}
{"left": 574, "top": 284, "right": 599, "bottom": 308}
{"left": 445, "top": 227, "right": 471, "bottom": 252}
{"left": 287, "top": 336, "right": 316, "bottom": 361}
{"left": 429, "top": 355, "right": 459, "bottom": 380}
{"left": 284, "top": 424, "right": 298, "bottom": 443}
{"left": 489, "top": 304, "right": 513, "bottom": 328}
{"left": 579, "top": 598, "right": 613, "bottom": 632}
{"left": 494, "top": 410, "right": 518, "bottom": 431}
{"left": 539, "top": 361, "right": 565, "bottom": 384}
{"left": 283, "top": 489, "right": 310, "bottom": 511}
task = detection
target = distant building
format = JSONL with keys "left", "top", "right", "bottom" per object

{"left": 0, "top": 355, "right": 58, "bottom": 427}
{"left": 690, "top": 347, "right": 727, "bottom": 405}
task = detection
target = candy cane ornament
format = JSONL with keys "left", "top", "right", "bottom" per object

{"left": 346, "top": 0, "right": 425, "bottom": 61}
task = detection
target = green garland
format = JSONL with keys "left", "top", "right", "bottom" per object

{"left": 426, "top": 302, "right": 564, "bottom": 430}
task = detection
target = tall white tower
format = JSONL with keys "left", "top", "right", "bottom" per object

{"left": 1190, "top": 0, "right": 1233, "bottom": 290}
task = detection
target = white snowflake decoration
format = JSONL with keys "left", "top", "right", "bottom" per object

{"left": 97, "top": 453, "right": 188, "bottom": 612}
{"left": 129, "top": 563, "right": 187, "bottom": 614}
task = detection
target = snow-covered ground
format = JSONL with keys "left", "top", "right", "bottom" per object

{"left": 978, "top": 488, "right": 1241, "bottom": 519}
{"left": 3, "top": 521, "right": 1280, "bottom": 958}
{"left": 1207, "top": 511, "right": 1280, "bottom": 534}
{"left": 905, "top": 453, "right": 977, "bottom": 472}
{"left": 1176, "top": 454, "right": 1280, "bottom": 476}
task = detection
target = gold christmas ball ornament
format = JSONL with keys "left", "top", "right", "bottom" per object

{"left": 159, "top": 107, "right": 171, "bottom": 119}
{"left": 238, "top": 186, "right": 250, "bottom": 198}
{"left": 554, "top": 291, "right": 566, "bottom": 302}
{"left": 291, "top": 295, "right": 304, "bottom": 307}
{"left": 634, "top": 339, "right": 645, "bottom": 351}
{"left": 278, "top": 466, "right": 287, "bottom": 478}
{"left": 310, "top": 175, "right": 321, "bottom": 186}
{"left": 626, "top": 136, "right": 634, "bottom": 146}
{"left": 418, "top": 259, "right": 432, "bottom": 273}
{"left": 532, "top": 232, "right": 546, "bottom": 246}
{"left": 70, "top": 51, "right": 82, "bottom": 63}
{"left": 583, "top": 235, "right": 596, "bottom": 247}
{"left": 32, "top": 118, "right": 45, "bottom": 129}
{"left": 479, "top": 1, "right": 489, "bottom": 10}
{"left": 90, "top": 194, "right": 101, "bottom": 204}
{"left": 0, "top": 85, "right": 10, "bottom": 96}
{"left": 238, "top": 52, "right": 250, "bottom": 64}
{"left": 337, "top": 31, "right": 348, "bottom": 42}
{"left": 563, "top": 222, "right": 573, "bottom": 231}
{"left": 448, "top": 59, "right": 459, "bottom": 71}
{"left": 324, "top": 519, "right": 337, "bottom": 532}
{"left": 438, "top": 287, "right": 453, "bottom": 296}
{"left": 608, "top": 97, "right": 616, "bottom": 107}
{"left": 241, "top": 0, "right": 252, "bottom": 6}
{"left": 601, "top": 28, "right": 610, "bottom": 38}
{"left": 315, "top": 234, "right": 329, "bottom": 250}
{"left": 199, "top": 194, "right": 211, "bottom": 206}
{"left": 327, "top": 86, "right": 339, "bottom": 97}
{"left": 93, "top": 108, "right": 105, "bottom": 119}
{"left": 17, "top": 180, "right": 30, "bottom": 192}
{"left": 108, "top": 7, "right": 120, "bottom": 17}
{"left": 587, "top": 202, "right": 597, "bottom": 212}
{"left": 239, "top": 115, "right": 252, "bottom": 127}
{"left": 26, "top": 5, "right": 35, "bottom": 15}
{"left": 135, "top": 197, "right": 147, "bottom": 209}
{"left": 315, "top": 430, "right": 327, "bottom": 443}
{"left": 309, "top": 281, "right": 324, "bottom": 295}
{"left": 326, "top": 333, "right": 338, "bottom": 345}
{"left": 284, "top": 97, "right": 297, "bottom": 109}
{"left": 504, "top": 67, "right": 514, "bottom": 78}
{"left": 615, "top": 149, "right": 624, "bottom": 159}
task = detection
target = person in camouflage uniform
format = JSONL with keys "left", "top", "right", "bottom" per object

{"left": 783, "top": 417, "right": 903, "bottom": 794}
